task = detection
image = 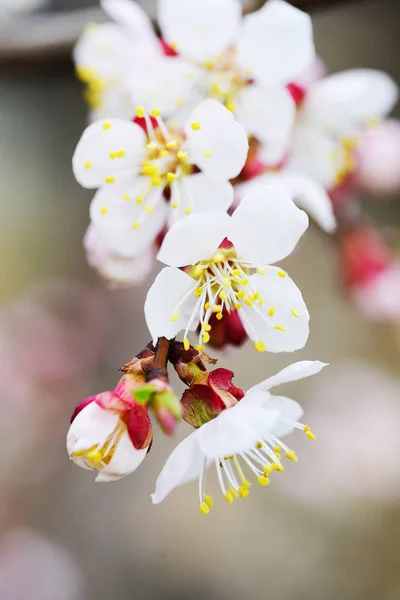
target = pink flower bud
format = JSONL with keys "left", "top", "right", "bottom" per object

{"left": 207, "top": 308, "right": 248, "bottom": 350}
{"left": 356, "top": 120, "right": 400, "bottom": 196}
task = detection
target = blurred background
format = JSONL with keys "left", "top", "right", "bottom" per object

{"left": 1, "top": 0, "right": 400, "bottom": 599}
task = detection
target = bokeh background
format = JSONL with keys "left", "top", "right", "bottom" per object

{"left": 1, "top": 0, "right": 400, "bottom": 598}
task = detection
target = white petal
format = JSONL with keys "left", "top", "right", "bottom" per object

{"left": 158, "top": 0, "right": 241, "bottom": 62}
{"left": 248, "top": 360, "right": 329, "bottom": 393}
{"left": 73, "top": 22, "right": 134, "bottom": 82}
{"left": 197, "top": 403, "right": 279, "bottom": 457}
{"left": 303, "top": 69, "right": 399, "bottom": 134}
{"left": 101, "top": 0, "right": 159, "bottom": 49}
{"left": 178, "top": 173, "right": 234, "bottom": 216}
{"left": 67, "top": 402, "right": 119, "bottom": 457}
{"left": 229, "top": 185, "right": 309, "bottom": 265}
{"left": 145, "top": 267, "right": 199, "bottom": 344}
{"left": 90, "top": 178, "right": 166, "bottom": 256}
{"left": 129, "top": 56, "right": 203, "bottom": 119}
{"left": 240, "top": 269, "right": 309, "bottom": 353}
{"left": 72, "top": 119, "right": 146, "bottom": 188}
{"left": 96, "top": 432, "right": 148, "bottom": 482}
{"left": 151, "top": 431, "right": 204, "bottom": 504}
{"left": 287, "top": 125, "right": 347, "bottom": 189}
{"left": 235, "top": 84, "right": 295, "bottom": 164}
{"left": 157, "top": 211, "right": 231, "bottom": 267}
{"left": 237, "top": 0, "right": 315, "bottom": 85}
{"left": 236, "top": 172, "right": 336, "bottom": 233}
{"left": 267, "top": 395, "right": 304, "bottom": 437}
{"left": 184, "top": 99, "right": 249, "bottom": 180}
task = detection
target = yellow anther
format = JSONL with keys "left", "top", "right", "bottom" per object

{"left": 167, "top": 172, "right": 177, "bottom": 183}
{"left": 172, "top": 201, "right": 179, "bottom": 209}
{"left": 170, "top": 41, "right": 178, "bottom": 51}
{"left": 170, "top": 312, "right": 179, "bottom": 322}
{"left": 285, "top": 450, "right": 298, "bottom": 462}
{"left": 202, "top": 332, "right": 210, "bottom": 344}
{"left": 253, "top": 291, "right": 260, "bottom": 300}
{"left": 159, "top": 149, "right": 169, "bottom": 157}
{"left": 136, "top": 197, "right": 143, "bottom": 205}
{"left": 256, "top": 441, "right": 263, "bottom": 449}
{"left": 211, "top": 83, "right": 222, "bottom": 95}
{"left": 191, "top": 121, "right": 201, "bottom": 131}
{"left": 204, "top": 495, "right": 213, "bottom": 507}
{"left": 109, "top": 151, "right": 116, "bottom": 159}
{"left": 258, "top": 298, "right": 265, "bottom": 306}
{"left": 191, "top": 265, "right": 204, "bottom": 279}
{"left": 254, "top": 340, "right": 266, "bottom": 352}
{"left": 152, "top": 177, "right": 162, "bottom": 186}
{"left": 226, "top": 101, "right": 236, "bottom": 113}
{"left": 234, "top": 303, "right": 241, "bottom": 310}
{"left": 195, "top": 344, "right": 204, "bottom": 351}
{"left": 104, "top": 176, "right": 115, "bottom": 183}
{"left": 194, "top": 287, "right": 203, "bottom": 297}
{"left": 230, "top": 488, "right": 239, "bottom": 499}
{"left": 122, "top": 194, "right": 131, "bottom": 200}
{"left": 185, "top": 206, "right": 192, "bottom": 215}
{"left": 204, "top": 60, "right": 214, "bottom": 70}
{"left": 222, "top": 277, "right": 231, "bottom": 288}
{"left": 274, "top": 464, "right": 285, "bottom": 472}
{"left": 342, "top": 137, "right": 357, "bottom": 149}
{"left": 238, "top": 486, "right": 249, "bottom": 498}
{"left": 132, "top": 221, "right": 140, "bottom": 229}
{"left": 102, "top": 122, "right": 111, "bottom": 130}
{"left": 144, "top": 205, "right": 153, "bottom": 214}
{"left": 277, "top": 270, "right": 287, "bottom": 278}
{"left": 225, "top": 491, "right": 234, "bottom": 504}
{"left": 99, "top": 207, "right": 108, "bottom": 215}
{"left": 212, "top": 305, "right": 222, "bottom": 313}
{"left": 305, "top": 430, "right": 316, "bottom": 440}
{"left": 135, "top": 106, "right": 145, "bottom": 118}
{"left": 115, "top": 150, "right": 125, "bottom": 158}
{"left": 147, "top": 142, "right": 157, "bottom": 151}
{"left": 199, "top": 502, "right": 209, "bottom": 515}
{"left": 292, "top": 308, "right": 300, "bottom": 318}
{"left": 205, "top": 302, "right": 211, "bottom": 310}
{"left": 257, "top": 475, "right": 270, "bottom": 487}
{"left": 240, "top": 278, "right": 249, "bottom": 286}
{"left": 177, "top": 151, "right": 188, "bottom": 161}
{"left": 219, "top": 291, "right": 228, "bottom": 301}
{"left": 257, "top": 267, "right": 267, "bottom": 275}
{"left": 183, "top": 338, "right": 190, "bottom": 351}
{"left": 242, "top": 480, "right": 252, "bottom": 489}
{"left": 84, "top": 160, "right": 91, "bottom": 169}
{"left": 274, "top": 445, "right": 282, "bottom": 453}
{"left": 151, "top": 107, "right": 161, "bottom": 117}
{"left": 244, "top": 298, "right": 254, "bottom": 307}
{"left": 274, "top": 325, "right": 286, "bottom": 332}
{"left": 213, "top": 251, "right": 225, "bottom": 263}
{"left": 175, "top": 97, "right": 184, "bottom": 107}
{"left": 86, "top": 448, "right": 103, "bottom": 465}
{"left": 202, "top": 323, "right": 212, "bottom": 331}
{"left": 203, "top": 151, "right": 212, "bottom": 158}
{"left": 263, "top": 465, "right": 273, "bottom": 476}
{"left": 216, "top": 313, "right": 223, "bottom": 320}
{"left": 237, "top": 290, "right": 245, "bottom": 300}
{"left": 232, "top": 269, "right": 241, "bottom": 277}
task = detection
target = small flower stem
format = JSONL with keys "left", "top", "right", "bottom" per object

{"left": 147, "top": 337, "right": 170, "bottom": 380}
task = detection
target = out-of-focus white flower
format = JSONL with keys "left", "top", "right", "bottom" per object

{"left": 356, "top": 119, "right": 400, "bottom": 196}
{"left": 67, "top": 391, "right": 152, "bottom": 482}
{"left": 287, "top": 69, "right": 399, "bottom": 189}
{"left": 234, "top": 172, "right": 336, "bottom": 233}
{"left": 152, "top": 360, "right": 327, "bottom": 512}
{"left": 73, "top": 100, "right": 248, "bottom": 257}
{"left": 351, "top": 262, "right": 400, "bottom": 323}
{"left": 84, "top": 224, "right": 157, "bottom": 288}
{"left": 145, "top": 186, "right": 310, "bottom": 354}
{"left": 277, "top": 363, "right": 400, "bottom": 505}
{"left": 0, "top": 528, "right": 85, "bottom": 600}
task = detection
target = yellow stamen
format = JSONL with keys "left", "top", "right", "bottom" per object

{"left": 195, "top": 344, "right": 204, "bottom": 351}
{"left": 122, "top": 194, "right": 130, "bottom": 200}
{"left": 84, "top": 160, "right": 91, "bottom": 169}
{"left": 170, "top": 312, "right": 179, "bottom": 322}
{"left": 291, "top": 308, "right": 300, "bottom": 318}
{"left": 203, "top": 151, "right": 212, "bottom": 158}
{"left": 151, "top": 107, "right": 161, "bottom": 117}
{"left": 257, "top": 267, "right": 267, "bottom": 275}
{"left": 274, "top": 325, "right": 286, "bottom": 332}
{"left": 191, "top": 121, "right": 201, "bottom": 130}
{"left": 135, "top": 106, "right": 145, "bottom": 118}
{"left": 102, "top": 122, "right": 111, "bottom": 130}
{"left": 177, "top": 151, "right": 188, "bottom": 161}
{"left": 104, "top": 176, "right": 115, "bottom": 184}
{"left": 204, "top": 495, "right": 213, "bottom": 507}
{"left": 172, "top": 201, "right": 179, "bottom": 209}
{"left": 166, "top": 140, "right": 177, "bottom": 150}
{"left": 216, "top": 313, "right": 223, "bottom": 320}
{"left": 99, "top": 207, "right": 108, "bottom": 215}
{"left": 257, "top": 475, "right": 270, "bottom": 486}
{"left": 183, "top": 338, "right": 190, "bottom": 351}
{"left": 132, "top": 221, "right": 140, "bottom": 229}
{"left": 185, "top": 207, "right": 192, "bottom": 215}
{"left": 268, "top": 307, "right": 276, "bottom": 317}
{"left": 202, "top": 332, "right": 210, "bottom": 344}
{"left": 285, "top": 450, "right": 298, "bottom": 462}
{"left": 199, "top": 502, "right": 209, "bottom": 515}
{"left": 144, "top": 205, "right": 153, "bottom": 214}
{"left": 254, "top": 340, "right": 265, "bottom": 352}
{"left": 202, "top": 323, "right": 211, "bottom": 331}
{"left": 225, "top": 491, "right": 234, "bottom": 504}
{"left": 167, "top": 172, "right": 177, "bottom": 183}
{"left": 277, "top": 270, "right": 287, "bottom": 278}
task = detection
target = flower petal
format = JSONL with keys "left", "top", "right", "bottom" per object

{"left": 151, "top": 431, "right": 204, "bottom": 504}
{"left": 157, "top": 211, "right": 231, "bottom": 267}
{"left": 237, "top": 0, "right": 315, "bottom": 85}
{"left": 158, "top": 0, "right": 241, "bottom": 62}
{"left": 229, "top": 185, "right": 309, "bottom": 265}
{"left": 145, "top": 267, "right": 199, "bottom": 344}
{"left": 268, "top": 395, "right": 304, "bottom": 437}
{"left": 96, "top": 431, "right": 148, "bottom": 482}
{"left": 303, "top": 69, "right": 399, "bottom": 134}
{"left": 73, "top": 119, "right": 146, "bottom": 188}
{"left": 101, "top": 0, "right": 159, "bottom": 49}
{"left": 240, "top": 269, "right": 309, "bottom": 353}
{"left": 67, "top": 402, "right": 119, "bottom": 456}
{"left": 235, "top": 172, "right": 336, "bottom": 233}
{"left": 235, "top": 84, "right": 295, "bottom": 164}
{"left": 90, "top": 177, "right": 166, "bottom": 256}
{"left": 170, "top": 173, "right": 234, "bottom": 223}
{"left": 184, "top": 99, "right": 249, "bottom": 180}
{"left": 197, "top": 403, "right": 279, "bottom": 458}
{"left": 248, "top": 360, "right": 329, "bottom": 393}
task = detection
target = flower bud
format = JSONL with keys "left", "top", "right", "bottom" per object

{"left": 206, "top": 308, "right": 248, "bottom": 350}
{"left": 67, "top": 390, "right": 152, "bottom": 482}
{"left": 131, "top": 376, "right": 181, "bottom": 436}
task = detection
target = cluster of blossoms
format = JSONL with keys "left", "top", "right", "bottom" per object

{"left": 66, "top": 0, "right": 398, "bottom": 513}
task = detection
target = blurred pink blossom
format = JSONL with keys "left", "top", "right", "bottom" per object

{"left": 351, "top": 261, "right": 400, "bottom": 322}
{"left": 277, "top": 363, "right": 400, "bottom": 506}
{"left": 356, "top": 120, "right": 400, "bottom": 196}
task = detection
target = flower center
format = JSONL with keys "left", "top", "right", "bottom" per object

{"left": 198, "top": 422, "right": 316, "bottom": 514}
{"left": 72, "top": 420, "right": 125, "bottom": 471}
{"left": 204, "top": 50, "right": 251, "bottom": 113}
